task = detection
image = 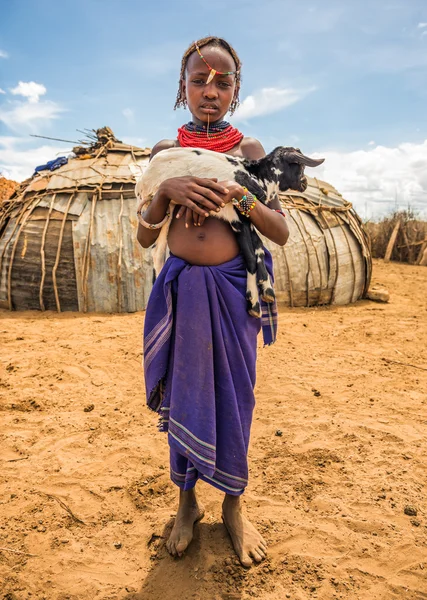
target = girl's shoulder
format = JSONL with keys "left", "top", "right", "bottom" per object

{"left": 238, "top": 136, "right": 266, "bottom": 160}
{"left": 149, "top": 139, "right": 178, "bottom": 161}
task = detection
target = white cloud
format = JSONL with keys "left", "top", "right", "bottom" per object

{"left": 0, "top": 88, "right": 6, "bottom": 95}
{"left": 368, "top": 140, "right": 375, "bottom": 146}
{"left": 10, "top": 81, "right": 47, "bottom": 103}
{"left": 417, "top": 22, "right": 427, "bottom": 28}
{"left": 311, "top": 140, "right": 427, "bottom": 220}
{"left": 0, "top": 81, "right": 64, "bottom": 133}
{"left": 0, "top": 137, "right": 70, "bottom": 181}
{"left": 122, "top": 107, "right": 134, "bottom": 120}
{"left": 0, "top": 100, "right": 64, "bottom": 132}
{"left": 232, "top": 86, "right": 316, "bottom": 122}
{"left": 0, "top": 50, "right": 8, "bottom": 59}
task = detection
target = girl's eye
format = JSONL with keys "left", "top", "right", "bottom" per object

{"left": 192, "top": 79, "right": 205, "bottom": 85}
{"left": 218, "top": 82, "right": 231, "bottom": 88}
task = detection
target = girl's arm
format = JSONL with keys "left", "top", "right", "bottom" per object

{"left": 137, "top": 141, "right": 230, "bottom": 248}
{"left": 224, "top": 137, "right": 289, "bottom": 246}
{"left": 216, "top": 182, "right": 289, "bottom": 246}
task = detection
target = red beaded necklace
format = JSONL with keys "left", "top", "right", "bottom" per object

{"left": 177, "top": 121, "right": 243, "bottom": 153}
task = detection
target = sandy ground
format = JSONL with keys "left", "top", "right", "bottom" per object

{"left": 0, "top": 258, "right": 426, "bottom": 600}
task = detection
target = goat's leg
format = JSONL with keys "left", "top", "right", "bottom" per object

{"left": 230, "top": 217, "right": 261, "bottom": 318}
{"left": 249, "top": 225, "right": 275, "bottom": 303}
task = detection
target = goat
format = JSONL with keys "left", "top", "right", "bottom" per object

{"left": 136, "top": 146, "right": 324, "bottom": 317}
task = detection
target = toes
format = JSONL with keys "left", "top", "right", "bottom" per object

{"left": 259, "top": 541, "right": 268, "bottom": 553}
{"left": 249, "top": 549, "right": 264, "bottom": 563}
{"left": 240, "top": 552, "right": 253, "bottom": 568}
{"left": 176, "top": 540, "right": 188, "bottom": 556}
{"left": 257, "top": 545, "right": 266, "bottom": 559}
{"left": 166, "top": 541, "right": 175, "bottom": 556}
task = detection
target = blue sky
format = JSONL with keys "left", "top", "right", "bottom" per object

{"left": 1, "top": 0, "right": 427, "bottom": 219}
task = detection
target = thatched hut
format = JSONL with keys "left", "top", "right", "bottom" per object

{"left": 266, "top": 179, "right": 372, "bottom": 306}
{"left": 0, "top": 129, "right": 371, "bottom": 312}
{"left": 0, "top": 128, "right": 152, "bottom": 312}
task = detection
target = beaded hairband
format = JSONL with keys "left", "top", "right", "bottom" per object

{"left": 194, "top": 42, "right": 240, "bottom": 84}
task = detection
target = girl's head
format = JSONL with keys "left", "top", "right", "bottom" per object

{"left": 175, "top": 36, "right": 242, "bottom": 123}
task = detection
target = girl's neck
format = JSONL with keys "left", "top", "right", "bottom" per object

{"left": 191, "top": 116, "right": 226, "bottom": 128}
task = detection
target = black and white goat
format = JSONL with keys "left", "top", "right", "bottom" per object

{"left": 135, "top": 146, "right": 324, "bottom": 317}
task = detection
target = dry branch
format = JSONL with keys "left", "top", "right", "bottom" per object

{"left": 384, "top": 220, "right": 401, "bottom": 262}
{"left": 382, "top": 357, "right": 427, "bottom": 372}
{"left": 35, "top": 491, "right": 86, "bottom": 525}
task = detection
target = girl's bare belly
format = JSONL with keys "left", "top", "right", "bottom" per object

{"left": 167, "top": 208, "right": 239, "bottom": 266}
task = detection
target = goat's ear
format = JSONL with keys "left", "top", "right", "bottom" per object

{"left": 284, "top": 149, "right": 325, "bottom": 167}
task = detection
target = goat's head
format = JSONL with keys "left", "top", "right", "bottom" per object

{"left": 270, "top": 147, "right": 324, "bottom": 193}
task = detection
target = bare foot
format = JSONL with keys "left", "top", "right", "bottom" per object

{"left": 166, "top": 488, "right": 204, "bottom": 557}
{"left": 222, "top": 495, "right": 267, "bottom": 567}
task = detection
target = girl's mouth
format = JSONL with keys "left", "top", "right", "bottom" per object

{"left": 200, "top": 105, "right": 219, "bottom": 114}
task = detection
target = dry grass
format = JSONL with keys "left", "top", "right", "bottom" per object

{"left": 364, "top": 209, "right": 427, "bottom": 263}
{"left": 0, "top": 176, "right": 19, "bottom": 202}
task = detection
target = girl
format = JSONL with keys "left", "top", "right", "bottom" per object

{"left": 137, "top": 36, "right": 289, "bottom": 567}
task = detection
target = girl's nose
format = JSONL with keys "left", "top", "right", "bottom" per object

{"left": 203, "top": 83, "right": 218, "bottom": 99}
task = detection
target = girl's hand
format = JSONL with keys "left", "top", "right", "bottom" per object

{"left": 176, "top": 180, "right": 245, "bottom": 227}
{"left": 161, "top": 176, "right": 228, "bottom": 220}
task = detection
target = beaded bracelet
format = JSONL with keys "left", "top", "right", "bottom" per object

{"left": 232, "top": 187, "right": 257, "bottom": 218}
{"left": 137, "top": 200, "right": 170, "bottom": 229}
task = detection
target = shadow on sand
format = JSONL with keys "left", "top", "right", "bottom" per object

{"left": 123, "top": 518, "right": 245, "bottom": 600}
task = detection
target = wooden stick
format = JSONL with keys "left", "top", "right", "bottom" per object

{"left": 314, "top": 178, "right": 340, "bottom": 304}
{"left": 397, "top": 238, "right": 427, "bottom": 248}
{"left": 384, "top": 220, "right": 401, "bottom": 262}
{"left": 296, "top": 209, "right": 324, "bottom": 304}
{"left": 0, "top": 547, "right": 37, "bottom": 557}
{"left": 337, "top": 215, "right": 357, "bottom": 302}
{"left": 39, "top": 193, "right": 56, "bottom": 311}
{"left": 82, "top": 190, "right": 98, "bottom": 312}
{"left": 117, "top": 189, "right": 124, "bottom": 313}
{"left": 35, "top": 492, "right": 86, "bottom": 525}
{"left": 402, "top": 227, "right": 413, "bottom": 263}
{"left": 0, "top": 197, "right": 35, "bottom": 276}
{"left": 7, "top": 199, "right": 40, "bottom": 310}
{"left": 382, "top": 357, "right": 427, "bottom": 372}
{"left": 288, "top": 210, "right": 312, "bottom": 306}
{"left": 416, "top": 241, "right": 427, "bottom": 265}
{"left": 52, "top": 193, "right": 75, "bottom": 312}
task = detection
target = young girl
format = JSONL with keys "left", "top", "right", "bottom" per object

{"left": 137, "top": 36, "right": 289, "bottom": 567}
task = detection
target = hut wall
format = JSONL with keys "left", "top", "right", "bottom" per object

{"left": 72, "top": 194, "right": 153, "bottom": 313}
{"left": 265, "top": 208, "right": 366, "bottom": 307}
{"left": 0, "top": 208, "right": 79, "bottom": 310}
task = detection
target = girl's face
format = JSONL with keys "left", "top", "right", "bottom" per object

{"left": 182, "top": 45, "right": 237, "bottom": 125}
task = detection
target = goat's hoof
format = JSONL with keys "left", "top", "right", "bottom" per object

{"left": 248, "top": 302, "right": 261, "bottom": 318}
{"left": 261, "top": 288, "right": 276, "bottom": 303}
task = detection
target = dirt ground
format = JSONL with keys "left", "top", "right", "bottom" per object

{"left": 0, "top": 258, "right": 426, "bottom": 600}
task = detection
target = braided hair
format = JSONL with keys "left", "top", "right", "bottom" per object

{"left": 174, "top": 36, "right": 242, "bottom": 115}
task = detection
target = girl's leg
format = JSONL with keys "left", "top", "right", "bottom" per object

{"left": 222, "top": 493, "right": 267, "bottom": 567}
{"left": 166, "top": 486, "right": 205, "bottom": 557}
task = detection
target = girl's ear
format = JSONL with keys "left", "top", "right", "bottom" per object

{"left": 180, "top": 78, "right": 187, "bottom": 105}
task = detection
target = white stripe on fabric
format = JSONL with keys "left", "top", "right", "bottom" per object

{"left": 203, "top": 475, "right": 244, "bottom": 493}
{"left": 169, "top": 416, "right": 216, "bottom": 451}
{"left": 215, "top": 467, "right": 248, "bottom": 484}
{"left": 144, "top": 286, "right": 173, "bottom": 350}
{"left": 168, "top": 430, "right": 216, "bottom": 466}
